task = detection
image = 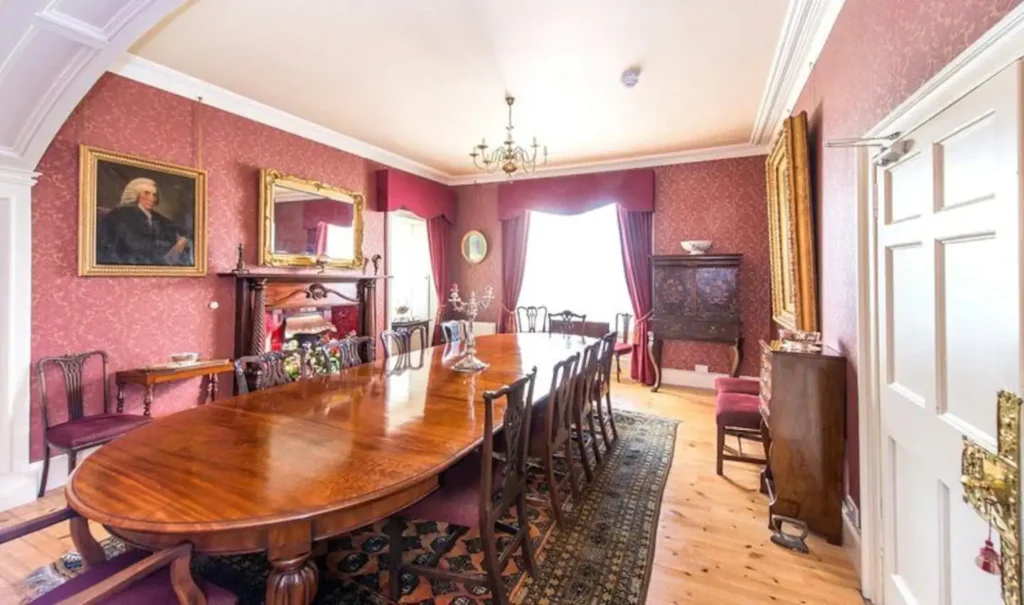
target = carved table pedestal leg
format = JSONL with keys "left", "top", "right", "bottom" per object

{"left": 647, "top": 331, "right": 663, "bottom": 392}
{"left": 266, "top": 552, "right": 318, "bottom": 605}
{"left": 143, "top": 385, "right": 154, "bottom": 417}
{"left": 116, "top": 382, "right": 125, "bottom": 413}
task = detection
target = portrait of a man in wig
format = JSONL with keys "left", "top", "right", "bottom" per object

{"left": 95, "top": 176, "right": 193, "bottom": 266}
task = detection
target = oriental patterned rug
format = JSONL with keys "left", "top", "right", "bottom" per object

{"left": 19, "top": 410, "right": 677, "bottom": 605}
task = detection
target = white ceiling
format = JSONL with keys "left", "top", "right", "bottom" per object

{"left": 129, "top": 0, "right": 790, "bottom": 177}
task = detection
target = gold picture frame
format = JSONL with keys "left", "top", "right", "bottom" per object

{"left": 461, "top": 230, "right": 488, "bottom": 264}
{"left": 258, "top": 169, "right": 365, "bottom": 269}
{"left": 78, "top": 145, "right": 208, "bottom": 277}
{"left": 766, "top": 112, "right": 818, "bottom": 331}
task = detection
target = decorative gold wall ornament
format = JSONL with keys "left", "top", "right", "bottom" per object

{"left": 962, "top": 389, "right": 1022, "bottom": 605}
{"left": 469, "top": 95, "right": 548, "bottom": 178}
{"left": 258, "top": 169, "right": 365, "bottom": 269}
{"left": 765, "top": 112, "right": 818, "bottom": 331}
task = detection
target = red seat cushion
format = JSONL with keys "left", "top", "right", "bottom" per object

{"left": 32, "top": 549, "right": 237, "bottom": 605}
{"left": 402, "top": 452, "right": 503, "bottom": 528}
{"left": 47, "top": 414, "right": 150, "bottom": 449}
{"left": 713, "top": 377, "right": 760, "bottom": 396}
{"left": 613, "top": 342, "right": 633, "bottom": 354}
{"left": 715, "top": 392, "right": 762, "bottom": 430}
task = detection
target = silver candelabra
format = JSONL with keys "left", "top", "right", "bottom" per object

{"left": 447, "top": 283, "right": 494, "bottom": 372}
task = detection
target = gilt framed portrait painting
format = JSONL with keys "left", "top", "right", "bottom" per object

{"left": 78, "top": 145, "right": 207, "bottom": 276}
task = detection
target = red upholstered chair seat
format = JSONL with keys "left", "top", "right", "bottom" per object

{"left": 31, "top": 549, "right": 237, "bottom": 605}
{"left": 713, "top": 377, "right": 760, "bottom": 396}
{"left": 47, "top": 413, "right": 150, "bottom": 449}
{"left": 714, "top": 392, "right": 762, "bottom": 430}
{"left": 402, "top": 452, "right": 504, "bottom": 528}
{"left": 613, "top": 342, "right": 632, "bottom": 354}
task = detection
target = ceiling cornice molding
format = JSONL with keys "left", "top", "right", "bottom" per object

{"left": 109, "top": 54, "right": 452, "bottom": 183}
{"left": 445, "top": 143, "right": 769, "bottom": 186}
{"left": 749, "top": 0, "right": 845, "bottom": 146}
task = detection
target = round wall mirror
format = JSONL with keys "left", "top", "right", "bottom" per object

{"left": 461, "top": 230, "right": 488, "bottom": 264}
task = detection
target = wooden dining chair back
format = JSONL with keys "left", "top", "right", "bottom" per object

{"left": 530, "top": 352, "right": 582, "bottom": 527}
{"left": 612, "top": 312, "right": 634, "bottom": 382}
{"left": 233, "top": 348, "right": 306, "bottom": 395}
{"left": 516, "top": 306, "right": 549, "bottom": 333}
{"left": 386, "top": 368, "right": 539, "bottom": 605}
{"left": 380, "top": 324, "right": 427, "bottom": 357}
{"left": 549, "top": 310, "right": 587, "bottom": 337}
{"left": 440, "top": 319, "right": 467, "bottom": 343}
{"left": 35, "top": 350, "right": 149, "bottom": 497}
{"left": 315, "top": 334, "right": 374, "bottom": 373}
{"left": 592, "top": 332, "right": 620, "bottom": 453}
{"left": 0, "top": 507, "right": 237, "bottom": 604}
{"left": 572, "top": 340, "right": 605, "bottom": 480}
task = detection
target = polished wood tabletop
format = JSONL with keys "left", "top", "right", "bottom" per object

{"left": 66, "top": 333, "right": 592, "bottom": 604}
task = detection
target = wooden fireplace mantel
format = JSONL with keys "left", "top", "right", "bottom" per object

{"left": 218, "top": 270, "right": 389, "bottom": 358}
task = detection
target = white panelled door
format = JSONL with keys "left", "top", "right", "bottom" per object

{"left": 877, "top": 61, "right": 1022, "bottom": 605}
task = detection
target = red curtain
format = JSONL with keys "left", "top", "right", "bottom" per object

{"left": 497, "top": 169, "right": 654, "bottom": 220}
{"left": 426, "top": 216, "right": 451, "bottom": 346}
{"left": 499, "top": 213, "right": 531, "bottom": 333}
{"left": 617, "top": 206, "right": 655, "bottom": 385}
{"left": 313, "top": 222, "right": 329, "bottom": 256}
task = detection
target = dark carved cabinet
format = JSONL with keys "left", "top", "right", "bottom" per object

{"left": 758, "top": 340, "right": 846, "bottom": 545}
{"left": 647, "top": 254, "right": 743, "bottom": 391}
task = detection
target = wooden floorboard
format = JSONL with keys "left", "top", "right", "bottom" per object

{"left": 0, "top": 381, "right": 863, "bottom": 604}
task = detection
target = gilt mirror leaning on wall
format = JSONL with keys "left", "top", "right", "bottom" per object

{"left": 258, "top": 168, "right": 365, "bottom": 268}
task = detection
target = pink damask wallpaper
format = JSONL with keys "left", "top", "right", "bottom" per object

{"left": 653, "top": 156, "right": 770, "bottom": 377}
{"left": 792, "top": 0, "right": 1019, "bottom": 505}
{"left": 449, "top": 155, "right": 770, "bottom": 376}
{"left": 31, "top": 73, "right": 386, "bottom": 460}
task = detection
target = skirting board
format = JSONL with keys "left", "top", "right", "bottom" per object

{"left": 659, "top": 368, "right": 759, "bottom": 391}
{"left": 842, "top": 497, "right": 862, "bottom": 580}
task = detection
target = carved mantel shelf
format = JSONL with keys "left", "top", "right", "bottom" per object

{"left": 218, "top": 271, "right": 390, "bottom": 358}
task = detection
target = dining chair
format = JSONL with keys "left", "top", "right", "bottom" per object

{"left": 591, "top": 332, "right": 619, "bottom": 453}
{"left": 440, "top": 319, "right": 466, "bottom": 343}
{"left": 380, "top": 325, "right": 427, "bottom": 358}
{"left": 0, "top": 508, "right": 236, "bottom": 604}
{"left": 528, "top": 352, "right": 582, "bottom": 528}
{"left": 572, "top": 340, "right": 605, "bottom": 481}
{"left": 612, "top": 312, "right": 633, "bottom": 382}
{"left": 232, "top": 348, "right": 307, "bottom": 395}
{"left": 36, "top": 351, "right": 150, "bottom": 498}
{"left": 548, "top": 310, "right": 587, "bottom": 337}
{"left": 315, "top": 334, "right": 374, "bottom": 373}
{"left": 515, "top": 306, "right": 549, "bottom": 333}
{"left": 385, "top": 368, "right": 538, "bottom": 605}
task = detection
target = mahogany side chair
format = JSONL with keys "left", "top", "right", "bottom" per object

{"left": 548, "top": 310, "right": 587, "bottom": 337}
{"left": 385, "top": 368, "right": 539, "bottom": 605}
{"left": 612, "top": 312, "right": 633, "bottom": 382}
{"left": 571, "top": 340, "right": 605, "bottom": 481}
{"left": 527, "top": 352, "right": 583, "bottom": 528}
{"left": 440, "top": 319, "right": 467, "bottom": 344}
{"left": 515, "top": 306, "right": 549, "bottom": 333}
{"left": 591, "top": 332, "right": 619, "bottom": 453}
{"left": 232, "top": 348, "right": 307, "bottom": 395}
{"left": 315, "top": 334, "right": 375, "bottom": 373}
{"left": 380, "top": 325, "right": 427, "bottom": 358}
{"left": 36, "top": 351, "right": 150, "bottom": 498}
{"left": 0, "top": 508, "right": 236, "bottom": 604}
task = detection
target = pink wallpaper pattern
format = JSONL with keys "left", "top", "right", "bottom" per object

{"left": 792, "top": 0, "right": 1019, "bottom": 505}
{"left": 31, "top": 73, "right": 386, "bottom": 460}
{"left": 653, "top": 156, "right": 770, "bottom": 377}
{"left": 450, "top": 155, "right": 770, "bottom": 375}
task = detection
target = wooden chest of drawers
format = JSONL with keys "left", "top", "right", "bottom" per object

{"left": 758, "top": 340, "right": 846, "bottom": 545}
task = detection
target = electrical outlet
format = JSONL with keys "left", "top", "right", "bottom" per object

{"left": 695, "top": 364, "right": 709, "bottom": 373}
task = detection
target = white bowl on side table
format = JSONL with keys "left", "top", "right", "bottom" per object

{"left": 680, "top": 240, "right": 712, "bottom": 255}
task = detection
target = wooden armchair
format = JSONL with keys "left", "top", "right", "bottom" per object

{"left": 548, "top": 310, "right": 587, "bottom": 337}
{"left": 515, "top": 306, "right": 549, "bottom": 333}
{"left": 36, "top": 351, "right": 150, "bottom": 497}
{"left": 612, "top": 312, "right": 633, "bottom": 382}
{"left": 0, "top": 508, "right": 235, "bottom": 604}
{"left": 232, "top": 349, "right": 307, "bottom": 394}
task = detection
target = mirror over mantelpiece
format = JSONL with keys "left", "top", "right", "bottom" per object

{"left": 258, "top": 168, "right": 365, "bottom": 268}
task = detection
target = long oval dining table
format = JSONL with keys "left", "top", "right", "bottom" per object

{"left": 66, "top": 333, "right": 594, "bottom": 605}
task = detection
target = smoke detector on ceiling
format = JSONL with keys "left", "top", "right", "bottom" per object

{"left": 621, "top": 66, "right": 641, "bottom": 88}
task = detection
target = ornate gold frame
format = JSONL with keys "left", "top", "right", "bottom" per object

{"left": 78, "top": 145, "right": 208, "bottom": 277}
{"left": 460, "top": 230, "right": 488, "bottom": 264}
{"left": 765, "top": 112, "right": 818, "bottom": 331}
{"left": 258, "top": 169, "right": 365, "bottom": 269}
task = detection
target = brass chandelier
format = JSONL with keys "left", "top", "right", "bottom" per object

{"left": 470, "top": 95, "right": 547, "bottom": 177}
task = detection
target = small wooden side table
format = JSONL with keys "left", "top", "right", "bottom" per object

{"left": 115, "top": 359, "right": 234, "bottom": 416}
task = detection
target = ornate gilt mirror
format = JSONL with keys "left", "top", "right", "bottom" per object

{"left": 766, "top": 111, "right": 818, "bottom": 331}
{"left": 258, "top": 169, "right": 365, "bottom": 268}
{"left": 461, "top": 230, "right": 488, "bottom": 264}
